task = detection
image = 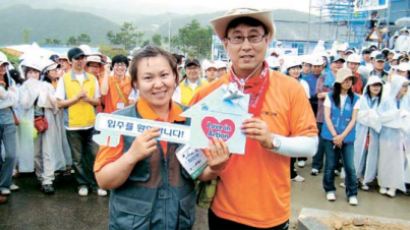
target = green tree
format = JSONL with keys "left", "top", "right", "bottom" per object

{"left": 66, "top": 36, "right": 78, "bottom": 46}
{"left": 77, "top": 33, "right": 91, "bottom": 44}
{"left": 142, "top": 40, "right": 150, "bottom": 47}
{"left": 99, "top": 44, "right": 128, "bottom": 58}
{"left": 152, "top": 34, "right": 162, "bottom": 46}
{"left": 107, "top": 22, "right": 144, "bottom": 50}
{"left": 44, "top": 38, "right": 62, "bottom": 45}
{"left": 172, "top": 20, "right": 212, "bottom": 59}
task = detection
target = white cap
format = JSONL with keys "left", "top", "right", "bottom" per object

{"left": 203, "top": 60, "right": 218, "bottom": 71}
{"left": 370, "top": 51, "right": 381, "bottom": 59}
{"left": 300, "top": 55, "right": 312, "bottom": 64}
{"left": 397, "top": 62, "right": 410, "bottom": 72}
{"left": 366, "top": 75, "right": 383, "bottom": 86}
{"left": 215, "top": 60, "right": 227, "bottom": 69}
{"left": 86, "top": 55, "right": 104, "bottom": 64}
{"left": 347, "top": 53, "right": 361, "bottom": 63}
{"left": 311, "top": 56, "right": 324, "bottom": 66}
{"left": 285, "top": 59, "right": 302, "bottom": 70}
{"left": 266, "top": 56, "right": 280, "bottom": 68}
{"left": 41, "top": 59, "right": 59, "bottom": 72}
{"left": 400, "top": 27, "right": 409, "bottom": 32}
{"left": 336, "top": 43, "right": 348, "bottom": 52}
{"left": 392, "top": 53, "right": 400, "bottom": 60}
{"left": 0, "top": 51, "right": 10, "bottom": 66}
{"left": 21, "top": 56, "right": 43, "bottom": 72}
{"left": 79, "top": 44, "right": 101, "bottom": 56}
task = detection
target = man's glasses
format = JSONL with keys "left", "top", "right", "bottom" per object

{"left": 226, "top": 34, "right": 266, "bottom": 44}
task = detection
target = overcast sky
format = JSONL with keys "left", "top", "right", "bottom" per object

{"left": 53, "top": 0, "right": 312, "bottom": 14}
{"left": 125, "top": 0, "right": 312, "bottom": 14}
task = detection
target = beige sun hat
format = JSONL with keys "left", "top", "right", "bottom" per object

{"left": 335, "top": 67, "right": 356, "bottom": 84}
{"left": 86, "top": 55, "right": 104, "bottom": 64}
{"left": 210, "top": 8, "right": 275, "bottom": 41}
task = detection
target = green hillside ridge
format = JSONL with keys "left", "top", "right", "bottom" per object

{"left": 0, "top": 4, "right": 120, "bottom": 46}
{"left": 0, "top": 4, "right": 316, "bottom": 46}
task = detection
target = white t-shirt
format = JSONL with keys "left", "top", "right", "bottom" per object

{"left": 75, "top": 73, "right": 85, "bottom": 86}
{"left": 324, "top": 94, "right": 360, "bottom": 110}
{"left": 187, "top": 80, "right": 199, "bottom": 90}
{"left": 55, "top": 73, "right": 101, "bottom": 130}
{"left": 300, "top": 79, "right": 310, "bottom": 99}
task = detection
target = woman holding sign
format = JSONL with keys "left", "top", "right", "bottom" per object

{"left": 94, "top": 45, "right": 230, "bottom": 230}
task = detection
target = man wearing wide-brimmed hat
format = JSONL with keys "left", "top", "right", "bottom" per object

{"left": 190, "top": 8, "right": 318, "bottom": 229}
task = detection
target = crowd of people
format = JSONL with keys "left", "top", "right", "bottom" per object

{"left": 268, "top": 38, "right": 410, "bottom": 203}
{"left": 0, "top": 45, "right": 231, "bottom": 198}
{"left": 0, "top": 6, "right": 410, "bottom": 230}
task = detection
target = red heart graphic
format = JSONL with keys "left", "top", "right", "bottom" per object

{"left": 201, "top": 116, "right": 235, "bottom": 141}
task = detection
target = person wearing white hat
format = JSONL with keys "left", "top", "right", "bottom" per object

{"left": 284, "top": 59, "right": 309, "bottom": 181}
{"left": 394, "top": 27, "right": 410, "bottom": 53}
{"left": 378, "top": 75, "right": 410, "bottom": 197}
{"left": 203, "top": 60, "right": 219, "bottom": 83}
{"left": 346, "top": 53, "right": 364, "bottom": 94}
{"left": 28, "top": 59, "right": 65, "bottom": 194}
{"left": 310, "top": 56, "right": 342, "bottom": 176}
{"left": 42, "top": 59, "right": 72, "bottom": 175}
{"left": 300, "top": 56, "right": 312, "bottom": 79}
{"left": 395, "top": 62, "right": 410, "bottom": 78}
{"left": 58, "top": 54, "right": 71, "bottom": 74}
{"left": 354, "top": 76, "right": 383, "bottom": 191}
{"left": 266, "top": 56, "right": 280, "bottom": 71}
{"left": 15, "top": 56, "right": 48, "bottom": 180}
{"left": 215, "top": 60, "right": 228, "bottom": 78}
{"left": 303, "top": 56, "right": 325, "bottom": 116}
{"left": 321, "top": 68, "right": 360, "bottom": 206}
{"left": 0, "top": 51, "right": 19, "bottom": 197}
{"left": 191, "top": 8, "right": 318, "bottom": 229}
{"left": 85, "top": 55, "right": 107, "bottom": 80}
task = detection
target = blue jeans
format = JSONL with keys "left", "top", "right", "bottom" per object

{"left": 0, "top": 123, "right": 17, "bottom": 189}
{"left": 323, "top": 140, "right": 357, "bottom": 197}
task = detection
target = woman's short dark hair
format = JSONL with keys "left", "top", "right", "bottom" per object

{"left": 224, "top": 17, "right": 268, "bottom": 38}
{"left": 129, "top": 45, "right": 178, "bottom": 88}
{"left": 111, "top": 55, "right": 129, "bottom": 69}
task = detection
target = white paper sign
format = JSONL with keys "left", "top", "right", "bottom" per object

{"left": 93, "top": 113, "right": 191, "bottom": 147}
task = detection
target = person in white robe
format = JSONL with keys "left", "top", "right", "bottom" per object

{"left": 354, "top": 76, "right": 383, "bottom": 191}
{"left": 378, "top": 74, "right": 410, "bottom": 197}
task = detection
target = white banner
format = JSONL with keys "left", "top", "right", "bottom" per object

{"left": 354, "top": 0, "right": 389, "bottom": 12}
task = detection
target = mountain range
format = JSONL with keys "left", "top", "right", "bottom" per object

{"left": 0, "top": 4, "right": 315, "bottom": 46}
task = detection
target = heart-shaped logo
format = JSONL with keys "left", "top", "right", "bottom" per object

{"left": 201, "top": 116, "right": 235, "bottom": 141}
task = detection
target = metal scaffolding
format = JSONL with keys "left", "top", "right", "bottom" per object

{"left": 308, "top": 0, "right": 371, "bottom": 48}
